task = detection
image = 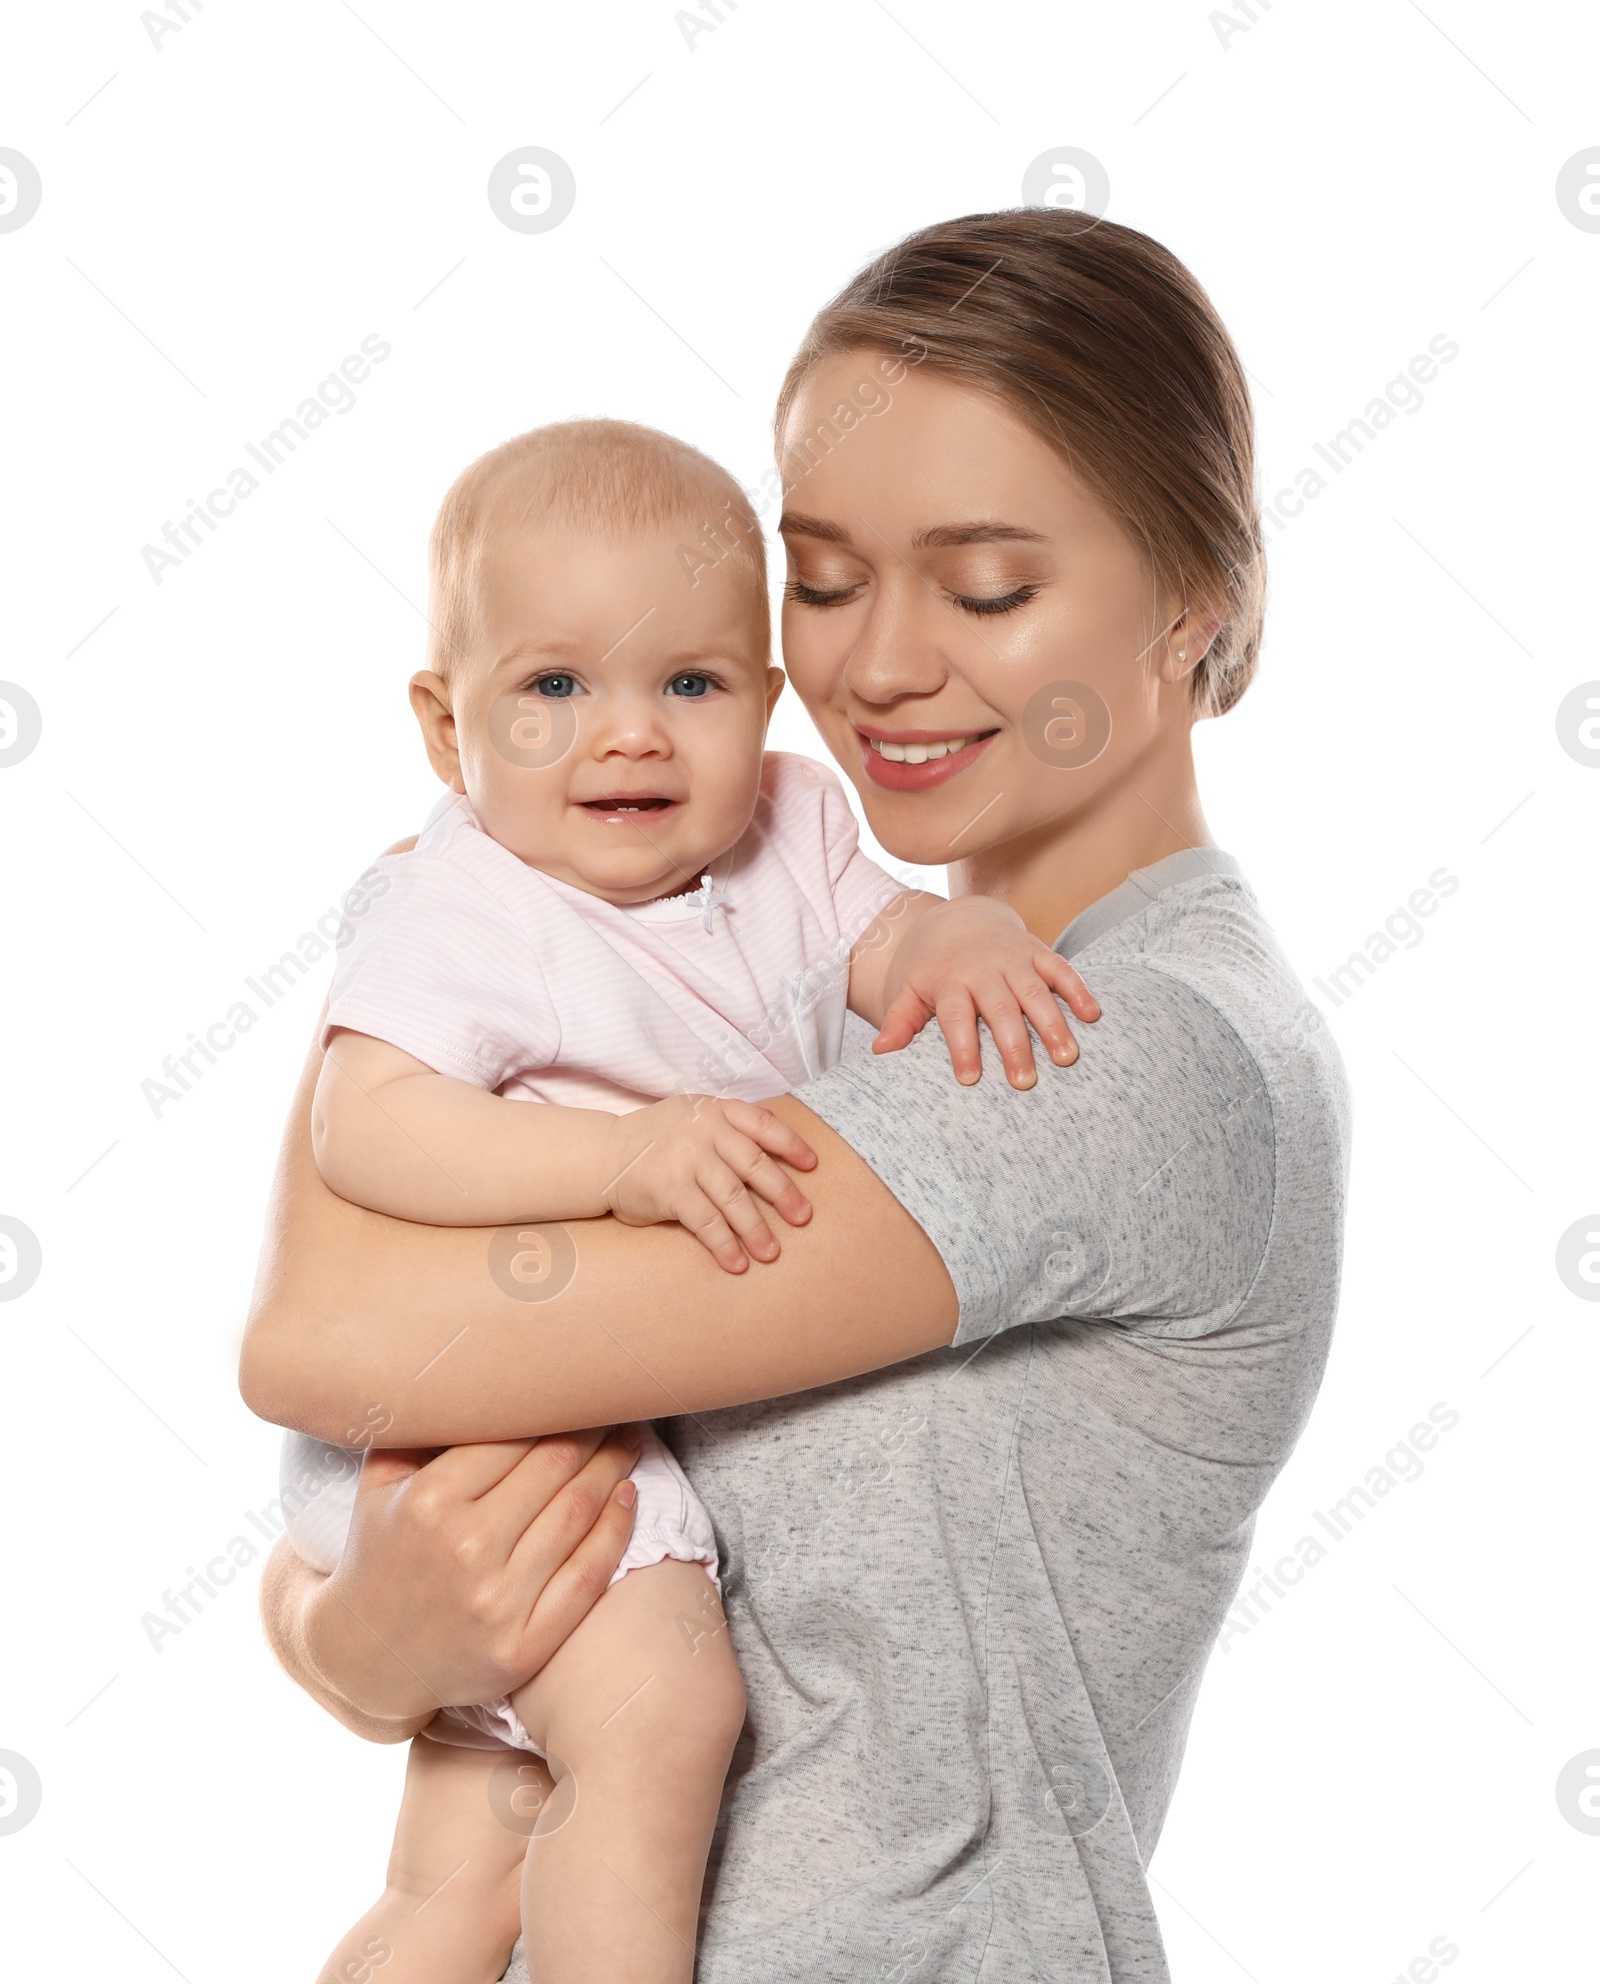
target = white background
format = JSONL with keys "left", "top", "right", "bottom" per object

{"left": 1, "top": 2, "right": 1595, "bottom": 1979}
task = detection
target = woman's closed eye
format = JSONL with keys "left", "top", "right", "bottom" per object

{"left": 785, "top": 578, "right": 864, "bottom": 609}
{"left": 947, "top": 584, "right": 1040, "bottom": 616}
{"left": 786, "top": 577, "right": 1041, "bottom": 617}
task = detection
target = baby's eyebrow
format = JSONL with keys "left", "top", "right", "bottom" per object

{"left": 494, "top": 638, "right": 582, "bottom": 671}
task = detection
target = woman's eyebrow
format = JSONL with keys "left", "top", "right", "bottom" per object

{"left": 778, "top": 510, "right": 851, "bottom": 543}
{"left": 911, "top": 521, "right": 1048, "bottom": 549}
{"left": 777, "top": 513, "right": 1048, "bottom": 550}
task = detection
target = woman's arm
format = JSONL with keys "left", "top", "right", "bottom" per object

{"left": 241, "top": 1023, "right": 957, "bottom": 1448}
{"left": 259, "top": 1432, "right": 645, "bottom": 1732}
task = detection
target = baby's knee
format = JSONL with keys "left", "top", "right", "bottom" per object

{"left": 637, "top": 1593, "right": 747, "bottom": 1782}
{"left": 676, "top": 1617, "right": 747, "bottom": 1757}
{"left": 561, "top": 1643, "right": 743, "bottom": 1781}
{"left": 518, "top": 1559, "right": 746, "bottom": 1776}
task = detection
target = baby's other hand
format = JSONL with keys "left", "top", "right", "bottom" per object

{"left": 601, "top": 1096, "right": 817, "bottom": 1274}
{"left": 872, "top": 896, "right": 1099, "bottom": 1090}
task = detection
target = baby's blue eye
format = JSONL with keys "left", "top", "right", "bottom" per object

{"left": 667, "top": 672, "right": 713, "bottom": 698}
{"left": 530, "top": 673, "right": 579, "bottom": 698}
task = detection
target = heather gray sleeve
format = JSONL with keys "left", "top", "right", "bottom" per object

{"left": 800, "top": 963, "right": 1276, "bottom": 1346}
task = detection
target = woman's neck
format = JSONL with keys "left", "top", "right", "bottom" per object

{"left": 948, "top": 723, "right": 1214, "bottom": 945}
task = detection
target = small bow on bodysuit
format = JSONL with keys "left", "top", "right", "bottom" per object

{"left": 694, "top": 873, "right": 732, "bottom": 934}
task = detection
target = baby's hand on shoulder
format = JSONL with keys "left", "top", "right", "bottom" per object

{"left": 601, "top": 1096, "right": 817, "bottom": 1275}
{"left": 872, "top": 896, "right": 1100, "bottom": 1090}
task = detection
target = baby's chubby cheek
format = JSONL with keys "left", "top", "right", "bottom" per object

{"left": 460, "top": 755, "right": 570, "bottom": 866}
{"left": 682, "top": 755, "right": 768, "bottom": 858}
{"left": 478, "top": 681, "right": 582, "bottom": 784}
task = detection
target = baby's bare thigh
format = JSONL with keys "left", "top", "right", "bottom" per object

{"left": 509, "top": 1559, "right": 745, "bottom": 1766}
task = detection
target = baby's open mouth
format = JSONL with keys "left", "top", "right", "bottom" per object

{"left": 577, "top": 795, "right": 678, "bottom": 814}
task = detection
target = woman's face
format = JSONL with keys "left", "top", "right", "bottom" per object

{"left": 777, "top": 352, "right": 1202, "bottom": 871}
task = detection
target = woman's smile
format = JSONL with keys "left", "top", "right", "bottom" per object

{"left": 854, "top": 722, "right": 999, "bottom": 790}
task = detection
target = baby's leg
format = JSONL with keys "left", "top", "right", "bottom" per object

{"left": 315, "top": 1730, "right": 535, "bottom": 1984}
{"left": 511, "top": 1558, "right": 746, "bottom": 1984}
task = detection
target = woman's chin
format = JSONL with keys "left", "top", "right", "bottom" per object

{"left": 854, "top": 806, "right": 972, "bottom": 872}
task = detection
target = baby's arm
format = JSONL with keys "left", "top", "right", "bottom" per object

{"left": 312, "top": 1030, "right": 816, "bottom": 1270}
{"left": 313, "top": 1030, "right": 629, "bottom": 1225}
{"left": 847, "top": 890, "right": 1100, "bottom": 1089}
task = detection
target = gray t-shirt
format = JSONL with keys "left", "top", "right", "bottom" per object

{"left": 506, "top": 848, "right": 1350, "bottom": 1984}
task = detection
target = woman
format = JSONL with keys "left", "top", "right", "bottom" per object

{"left": 243, "top": 209, "right": 1350, "bottom": 1981}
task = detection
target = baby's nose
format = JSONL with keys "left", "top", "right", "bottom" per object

{"left": 595, "top": 710, "right": 671, "bottom": 755}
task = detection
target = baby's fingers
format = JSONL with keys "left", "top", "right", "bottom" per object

{"left": 1010, "top": 970, "right": 1079, "bottom": 1069}
{"left": 716, "top": 1131, "right": 812, "bottom": 1231}
{"left": 677, "top": 1182, "right": 753, "bottom": 1275}
{"left": 966, "top": 980, "right": 1039, "bottom": 1089}
{"left": 1036, "top": 949, "right": 1100, "bottom": 1022}
{"left": 720, "top": 1099, "right": 817, "bottom": 1172}
{"left": 872, "top": 985, "right": 934, "bottom": 1057}
{"left": 932, "top": 988, "right": 983, "bottom": 1086}
{"left": 696, "top": 1157, "right": 783, "bottom": 1264}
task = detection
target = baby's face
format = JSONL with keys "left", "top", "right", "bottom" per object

{"left": 421, "top": 522, "right": 779, "bottom": 905}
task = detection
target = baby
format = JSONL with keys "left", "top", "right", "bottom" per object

{"left": 292, "top": 419, "right": 1092, "bottom": 1984}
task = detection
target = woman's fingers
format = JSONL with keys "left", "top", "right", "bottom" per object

{"left": 472, "top": 1428, "right": 628, "bottom": 1553}
{"left": 314, "top": 1427, "right": 649, "bottom": 1716}
{"left": 502, "top": 1429, "right": 641, "bottom": 1595}
{"left": 517, "top": 1474, "right": 642, "bottom": 1676}
{"left": 396, "top": 1436, "right": 545, "bottom": 1503}
{"left": 356, "top": 1446, "right": 437, "bottom": 1491}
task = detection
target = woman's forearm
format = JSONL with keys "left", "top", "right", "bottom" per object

{"left": 240, "top": 1027, "right": 957, "bottom": 1447}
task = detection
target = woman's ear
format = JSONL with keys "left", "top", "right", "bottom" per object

{"left": 409, "top": 671, "right": 466, "bottom": 793}
{"left": 1158, "top": 613, "right": 1221, "bottom": 685}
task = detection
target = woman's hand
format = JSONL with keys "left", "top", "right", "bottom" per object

{"left": 265, "top": 1426, "right": 644, "bottom": 1732}
{"left": 870, "top": 894, "right": 1100, "bottom": 1088}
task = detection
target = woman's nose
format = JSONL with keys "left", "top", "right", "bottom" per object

{"left": 842, "top": 573, "right": 952, "bottom": 705}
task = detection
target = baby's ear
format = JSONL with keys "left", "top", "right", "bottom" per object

{"left": 764, "top": 666, "right": 787, "bottom": 721}
{"left": 408, "top": 671, "right": 465, "bottom": 792}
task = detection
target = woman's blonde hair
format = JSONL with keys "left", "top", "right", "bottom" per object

{"left": 776, "top": 210, "right": 1265, "bottom": 716}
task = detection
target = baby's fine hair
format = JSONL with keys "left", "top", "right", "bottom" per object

{"left": 426, "top": 418, "right": 768, "bottom": 677}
